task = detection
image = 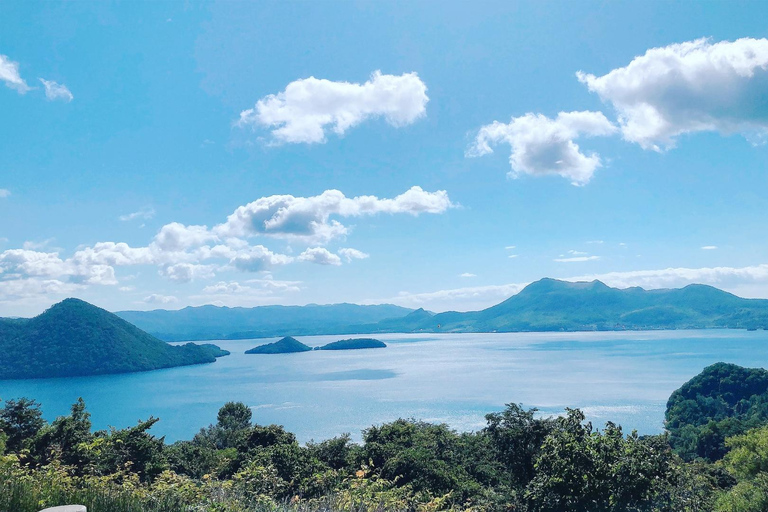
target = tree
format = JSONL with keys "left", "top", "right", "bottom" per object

{"left": 32, "top": 397, "right": 93, "bottom": 467}
{"left": 0, "top": 398, "right": 45, "bottom": 453}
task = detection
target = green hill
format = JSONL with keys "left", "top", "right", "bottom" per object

{"left": 245, "top": 336, "right": 312, "bottom": 354}
{"left": 0, "top": 299, "right": 224, "bottom": 380}
{"left": 665, "top": 362, "right": 768, "bottom": 461}
{"left": 318, "top": 338, "right": 386, "bottom": 350}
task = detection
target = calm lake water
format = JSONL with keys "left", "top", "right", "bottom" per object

{"left": 1, "top": 330, "right": 767, "bottom": 443}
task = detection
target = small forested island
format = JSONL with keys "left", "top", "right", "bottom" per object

{"left": 318, "top": 338, "right": 387, "bottom": 350}
{"left": 198, "top": 344, "right": 231, "bottom": 358}
{"left": 1, "top": 362, "right": 768, "bottom": 511}
{"left": 244, "top": 336, "right": 312, "bottom": 354}
{"left": 0, "top": 298, "right": 226, "bottom": 380}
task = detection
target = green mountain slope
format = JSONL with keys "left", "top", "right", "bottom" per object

{"left": 665, "top": 362, "right": 768, "bottom": 461}
{"left": 0, "top": 299, "right": 224, "bottom": 380}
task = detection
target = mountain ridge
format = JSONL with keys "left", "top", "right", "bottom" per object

{"left": 12, "top": 279, "right": 768, "bottom": 342}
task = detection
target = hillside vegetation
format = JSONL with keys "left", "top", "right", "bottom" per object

{"left": 666, "top": 362, "right": 768, "bottom": 461}
{"left": 0, "top": 299, "right": 225, "bottom": 380}
{"left": 2, "top": 363, "right": 768, "bottom": 511}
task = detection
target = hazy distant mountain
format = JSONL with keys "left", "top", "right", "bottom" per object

{"left": 116, "top": 303, "right": 414, "bottom": 341}
{"left": 0, "top": 299, "right": 224, "bottom": 380}
{"left": 112, "top": 279, "right": 768, "bottom": 341}
{"left": 364, "top": 278, "right": 768, "bottom": 333}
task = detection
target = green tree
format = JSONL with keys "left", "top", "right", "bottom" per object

{"left": 0, "top": 398, "right": 46, "bottom": 453}
{"left": 32, "top": 397, "right": 93, "bottom": 468}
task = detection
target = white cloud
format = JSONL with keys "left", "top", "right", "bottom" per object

{"left": 216, "top": 186, "right": 454, "bottom": 244}
{"left": 39, "top": 79, "right": 73, "bottom": 102}
{"left": 0, "top": 187, "right": 451, "bottom": 305}
{"left": 460, "top": 273, "right": 476, "bottom": 278}
{"left": 586, "top": 240, "right": 604, "bottom": 245}
{"left": 554, "top": 255, "right": 601, "bottom": 263}
{"left": 193, "top": 277, "right": 302, "bottom": 307}
{"left": 120, "top": 207, "right": 155, "bottom": 222}
{"left": 298, "top": 247, "right": 342, "bottom": 266}
{"left": 152, "top": 222, "right": 215, "bottom": 252}
{"left": 230, "top": 245, "right": 293, "bottom": 272}
{"left": 160, "top": 263, "right": 217, "bottom": 282}
{"left": 338, "top": 247, "right": 369, "bottom": 262}
{"left": 568, "top": 264, "right": 768, "bottom": 291}
{"left": 0, "top": 55, "right": 30, "bottom": 93}
{"left": 0, "top": 189, "right": 10, "bottom": 198}
{"left": 22, "top": 238, "right": 55, "bottom": 251}
{"left": 0, "top": 278, "right": 82, "bottom": 302}
{"left": 578, "top": 37, "right": 768, "bottom": 150}
{"left": 381, "top": 283, "right": 528, "bottom": 312}
{"left": 467, "top": 111, "right": 617, "bottom": 185}
{"left": 505, "top": 245, "right": 516, "bottom": 250}
{"left": 508, "top": 254, "right": 519, "bottom": 259}
{"left": 143, "top": 294, "right": 178, "bottom": 305}
{"left": 201, "top": 277, "right": 302, "bottom": 296}
{"left": 701, "top": 245, "right": 718, "bottom": 250}
{"left": 237, "top": 71, "right": 429, "bottom": 144}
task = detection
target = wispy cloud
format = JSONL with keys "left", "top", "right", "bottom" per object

{"left": 119, "top": 207, "right": 156, "bottom": 222}
{"left": 554, "top": 256, "right": 601, "bottom": 263}
{"left": 460, "top": 273, "right": 476, "bottom": 278}
{"left": 0, "top": 54, "right": 30, "bottom": 93}
{"left": 39, "top": 79, "right": 73, "bottom": 102}
{"left": 554, "top": 250, "right": 599, "bottom": 263}
{"left": 0, "top": 189, "right": 10, "bottom": 198}
{"left": 701, "top": 245, "right": 718, "bottom": 250}
{"left": 143, "top": 294, "right": 178, "bottom": 305}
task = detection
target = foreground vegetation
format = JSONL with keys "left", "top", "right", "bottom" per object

{"left": 2, "top": 363, "right": 768, "bottom": 511}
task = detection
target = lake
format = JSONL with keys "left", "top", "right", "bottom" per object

{"left": 1, "top": 329, "right": 766, "bottom": 443}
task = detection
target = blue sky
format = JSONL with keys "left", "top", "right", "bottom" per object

{"left": 3, "top": 1, "right": 768, "bottom": 316}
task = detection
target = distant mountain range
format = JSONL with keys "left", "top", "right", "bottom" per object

{"left": 116, "top": 303, "right": 413, "bottom": 341}
{"left": 0, "top": 299, "right": 226, "bottom": 380}
{"left": 115, "top": 279, "right": 768, "bottom": 341}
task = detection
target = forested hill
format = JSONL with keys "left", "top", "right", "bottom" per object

{"left": 0, "top": 298, "right": 225, "bottom": 380}
{"left": 116, "top": 303, "right": 414, "bottom": 341}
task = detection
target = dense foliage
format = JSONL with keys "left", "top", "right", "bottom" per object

{"left": 666, "top": 363, "right": 768, "bottom": 461}
{"left": 0, "top": 299, "right": 226, "bottom": 379}
{"left": 3, "top": 362, "right": 768, "bottom": 511}
{"left": 245, "top": 337, "right": 312, "bottom": 354}
{"left": 319, "top": 339, "right": 387, "bottom": 350}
